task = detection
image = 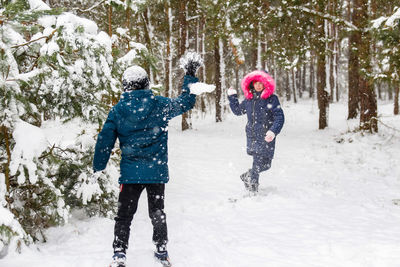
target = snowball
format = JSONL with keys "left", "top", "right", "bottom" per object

{"left": 189, "top": 82, "right": 216, "bottom": 95}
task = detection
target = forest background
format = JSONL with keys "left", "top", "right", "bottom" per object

{"left": 1, "top": 0, "right": 400, "bottom": 257}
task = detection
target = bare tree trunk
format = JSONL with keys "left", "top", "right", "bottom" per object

{"left": 316, "top": 1, "right": 329, "bottom": 129}
{"left": 1, "top": 125, "right": 11, "bottom": 192}
{"left": 292, "top": 69, "right": 297, "bottom": 103}
{"left": 335, "top": 26, "right": 340, "bottom": 102}
{"left": 251, "top": 24, "right": 258, "bottom": 70}
{"left": 317, "top": 56, "right": 329, "bottom": 129}
{"left": 261, "top": 34, "right": 267, "bottom": 70}
{"left": 215, "top": 38, "right": 222, "bottom": 122}
{"left": 329, "top": 31, "right": 335, "bottom": 103}
{"left": 164, "top": 1, "right": 171, "bottom": 98}
{"left": 201, "top": 16, "right": 206, "bottom": 82}
{"left": 285, "top": 71, "right": 291, "bottom": 101}
{"left": 142, "top": 10, "right": 153, "bottom": 78}
{"left": 357, "top": 0, "right": 377, "bottom": 132}
{"left": 301, "top": 64, "right": 306, "bottom": 98}
{"left": 377, "top": 82, "right": 382, "bottom": 100}
{"left": 179, "top": 1, "right": 189, "bottom": 131}
{"left": 310, "top": 56, "right": 315, "bottom": 98}
{"left": 394, "top": 86, "right": 399, "bottom": 115}
{"left": 107, "top": 4, "right": 112, "bottom": 37}
{"left": 348, "top": 0, "right": 360, "bottom": 119}
{"left": 388, "top": 84, "right": 393, "bottom": 100}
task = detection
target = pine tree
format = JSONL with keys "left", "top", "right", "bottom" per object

{"left": 0, "top": 0, "right": 145, "bottom": 252}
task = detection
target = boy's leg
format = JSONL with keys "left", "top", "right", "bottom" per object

{"left": 113, "top": 184, "right": 145, "bottom": 254}
{"left": 146, "top": 184, "right": 168, "bottom": 252}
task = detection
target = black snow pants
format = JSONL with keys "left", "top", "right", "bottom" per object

{"left": 113, "top": 183, "right": 168, "bottom": 254}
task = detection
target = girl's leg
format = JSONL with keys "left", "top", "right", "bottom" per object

{"left": 250, "top": 155, "right": 272, "bottom": 188}
{"left": 113, "top": 184, "right": 145, "bottom": 254}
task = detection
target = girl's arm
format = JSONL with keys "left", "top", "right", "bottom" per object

{"left": 228, "top": 89, "right": 246, "bottom": 116}
{"left": 269, "top": 95, "right": 285, "bottom": 135}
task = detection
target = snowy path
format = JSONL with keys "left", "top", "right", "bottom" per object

{"left": 2, "top": 101, "right": 400, "bottom": 267}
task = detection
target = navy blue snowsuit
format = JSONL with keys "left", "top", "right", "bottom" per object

{"left": 228, "top": 90, "right": 284, "bottom": 184}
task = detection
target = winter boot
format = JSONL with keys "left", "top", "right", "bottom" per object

{"left": 240, "top": 169, "right": 252, "bottom": 190}
{"left": 109, "top": 252, "right": 126, "bottom": 267}
{"left": 154, "top": 251, "right": 172, "bottom": 267}
{"left": 249, "top": 180, "right": 259, "bottom": 193}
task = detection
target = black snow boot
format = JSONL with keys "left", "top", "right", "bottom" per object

{"left": 154, "top": 251, "right": 172, "bottom": 267}
{"left": 249, "top": 180, "right": 259, "bottom": 193}
{"left": 109, "top": 252, "right": 126, "bottom": 267}
{"left": 240, "top": 169, "right": 252, "bottom": 190}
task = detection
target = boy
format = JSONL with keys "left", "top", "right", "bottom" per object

{"left": 93, "top": 53, "right": 202, "bottom": 267}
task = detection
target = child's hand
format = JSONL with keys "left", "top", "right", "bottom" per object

{"left": 227, "top": 87, "right": 237, "bottom": 96}
{"left": 265, "top": 130, "right": 275, "bottom": 142}
{"left": 180, "top": 52, "right": 203, "bottom": 76}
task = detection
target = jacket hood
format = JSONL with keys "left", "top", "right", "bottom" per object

{"left": 116, "top": 89, "right": 156, "bottom": 122}
{"left": 241, "top": 70, "right": 275, "bottom": 100}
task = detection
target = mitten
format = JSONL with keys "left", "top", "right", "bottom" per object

{"left": 265, "top": 130, "right": 275, "bottom": 143}
{"left": 179, "top": 52, "right": 203, "bottom": 77}
{"left": 227, "top": 87, "right": 237, "bottom": 96}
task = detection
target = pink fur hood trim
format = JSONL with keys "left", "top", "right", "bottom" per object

{"left": 241, "top": 70, "right": 275, "bottom": 99}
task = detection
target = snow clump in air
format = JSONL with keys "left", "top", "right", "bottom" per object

{"left": 179, "top": 51, "right": 203, "bottom": 71}
{"left": 189, "top": 82, "right": 216, "bottom": 95}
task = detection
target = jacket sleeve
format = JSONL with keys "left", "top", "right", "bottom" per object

{"left": 93, "top": 109, "right": 118, "bottom": 172}
{"left": 269, "top": 95, "right": 285, "bottom": 135}
{"left": 228, "top": 94, "right": 246, "bottom": 116}
{"left": 165, "top": 75, "right": 197, "bottom": 119}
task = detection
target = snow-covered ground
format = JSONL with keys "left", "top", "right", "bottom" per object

{"left": 1, "top": 100, "right": 400, "bottom": 267}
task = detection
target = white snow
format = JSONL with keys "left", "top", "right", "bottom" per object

{"left": 39, "top": 41, "right": 60, "bottom": 56}
{"left": 27, "top": 0, "right": 50, "bottom": 11}
{"left": 9, "top": 120, "right": 48, "bottom": 184}
{"left": 371, "top": 17, "right": 387, "bottom": 29}
{"left": 56, "top": 13, "right": 98, "bottom": 35}
{"left": 372, "top": 7, "right": 400, "bottom": 29}
{"left": 188, "top": 82, "right": 216, "bottom": 95}
{"left": 116, "top": 45, "right": 147, "bottom": 66}
{"left": 96, "top": 31, "right": 112, "bottom": 53}
{"left": 1, "top": 100, "right": 400, "bottom": 266}
{"left": 37, "top": 16, "right": 57, "bottom": 28}
{"left": 385, "top": 7, "right": 400, "bottom": 27}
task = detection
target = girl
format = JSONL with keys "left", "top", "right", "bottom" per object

{"left": 227, "top": 70, "right": 285, "bottom": 193}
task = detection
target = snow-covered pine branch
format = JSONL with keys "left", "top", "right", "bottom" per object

{"left": 272, "top": 5, "right": 359, "bottom": 31}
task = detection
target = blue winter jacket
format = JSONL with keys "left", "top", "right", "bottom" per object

{"left": 228, "top": 92, "right": 284, "bottom": 158}
{"left": 93, "top": 75, "right": 198, "bottom": 184}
